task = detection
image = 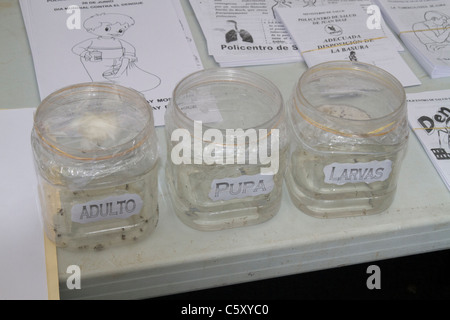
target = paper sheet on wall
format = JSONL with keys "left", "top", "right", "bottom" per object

{"left": 375, "top": 0, "right": 450, "bottom": 78}
{"left": 19, "top": 0, "right": 203, "bottom": 126}
{"left": 325, "top": 0, "right": 404, "bottom": 51}
{"left": 0, "top": 109, "right": 49, "bottom": 300}
{"left": 407, "top": 90, "right": 450, "bottom": 191}
{"left": 189, "top": 0, "right": 403, "bottom": 67}
{"left": 189, "top": 0, "right": 303, "bottom": 67}
{"left": 275, "top": 2, "right": 421, "bottom": 87}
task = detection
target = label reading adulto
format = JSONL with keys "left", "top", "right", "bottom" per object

{"left": 71, "top": 194, "right": 143, "bottom": 224}
{"left": 323, "top": 160, "right": 393, "bottom": 185}
{"left": 209, "top": 174, "right": 274, "bottom": 201}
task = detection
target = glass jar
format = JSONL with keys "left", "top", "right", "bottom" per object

{"left": 285, "top": 61, "right": 409, "bottom": 218}
{"left": 165, "top": 68, "right": 287, "bottom": 231}
{"left": 31, "top": 83, "right": 159, "bottom": 250}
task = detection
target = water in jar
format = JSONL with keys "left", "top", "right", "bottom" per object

{"left": 32, "top": 83, "right": 159, "bottom": 249}
{"left": 36, "top": 169, "right": 158, "bottom": 250}
{"left": 285, "top": 61, "right": 409, "bottom": 218}
{"left": 165, "top": 68, "right": 287, "bottom": 231}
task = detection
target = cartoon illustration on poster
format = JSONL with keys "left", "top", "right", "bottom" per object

{"left": 416, "top": 106, "right": 450, "bottom": 160}
{"left": 72, "top": 13, "right": 161, "bottom": 92}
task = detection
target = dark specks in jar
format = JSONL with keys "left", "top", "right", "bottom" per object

{"left": 94, "top": 244, "right": 104, "bottom": 251}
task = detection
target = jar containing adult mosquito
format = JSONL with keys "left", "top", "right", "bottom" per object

{"left": 165, "top": 68, "right": 287, "bottom": 231}
{"left": 31, "top": 83, "right": 159, "bottom": 250}
{"left": 285, "top": 61, "right": 409, "bottom": 218}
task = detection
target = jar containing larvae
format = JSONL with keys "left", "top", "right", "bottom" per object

{"left": 285, "top": 61, "right": 409, "bottom": 218}
{"left": 31, "top": 83, "right": 159, "bottom": 250}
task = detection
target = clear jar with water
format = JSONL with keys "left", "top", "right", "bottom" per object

{"left": 165, "top": 68, "right": 287, "bottom": 231}
{"left": 31, "top": 83, "right": 159, "bottom": 250}
{"left": 285, "top": 61, "right": 409, "bottom": 218}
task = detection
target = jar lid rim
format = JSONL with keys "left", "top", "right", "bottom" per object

{"left": 33, "top": 82, "right": 154, "bottom": 161}
{"left": 170, "top": 68, "right": 285, "bottom": 132}
{"left": 296, "top": 61, "right": 406, "bottom": 129}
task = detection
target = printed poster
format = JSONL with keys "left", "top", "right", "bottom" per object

{"left": 407, "top": 90, "right": 450, "bottom": 191}
{"left": 20, "top": 0, "right": 203, "bottom": 126}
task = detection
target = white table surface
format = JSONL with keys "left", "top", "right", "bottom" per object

{"left": 1, "top": 0, "right": 450, "bottom": 300}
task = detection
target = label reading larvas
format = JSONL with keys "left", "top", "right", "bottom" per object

{"left": 71, "top": 194, "right": 143, "bottom": 224}
{"left": 209, "top": 174, "right": 274, "bottom": 201}
{"left": 323, "top": 160, "right": 392, "bottom": 185}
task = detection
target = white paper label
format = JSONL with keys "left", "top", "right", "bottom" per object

{"left": 323, "top": 160, "right": 393, "bottom": 185}
{"left": 71, "top": 194, "right": 143, "bottom": 224}
{"left": 208, "top": 174, "right": 274, "bottom": 201}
